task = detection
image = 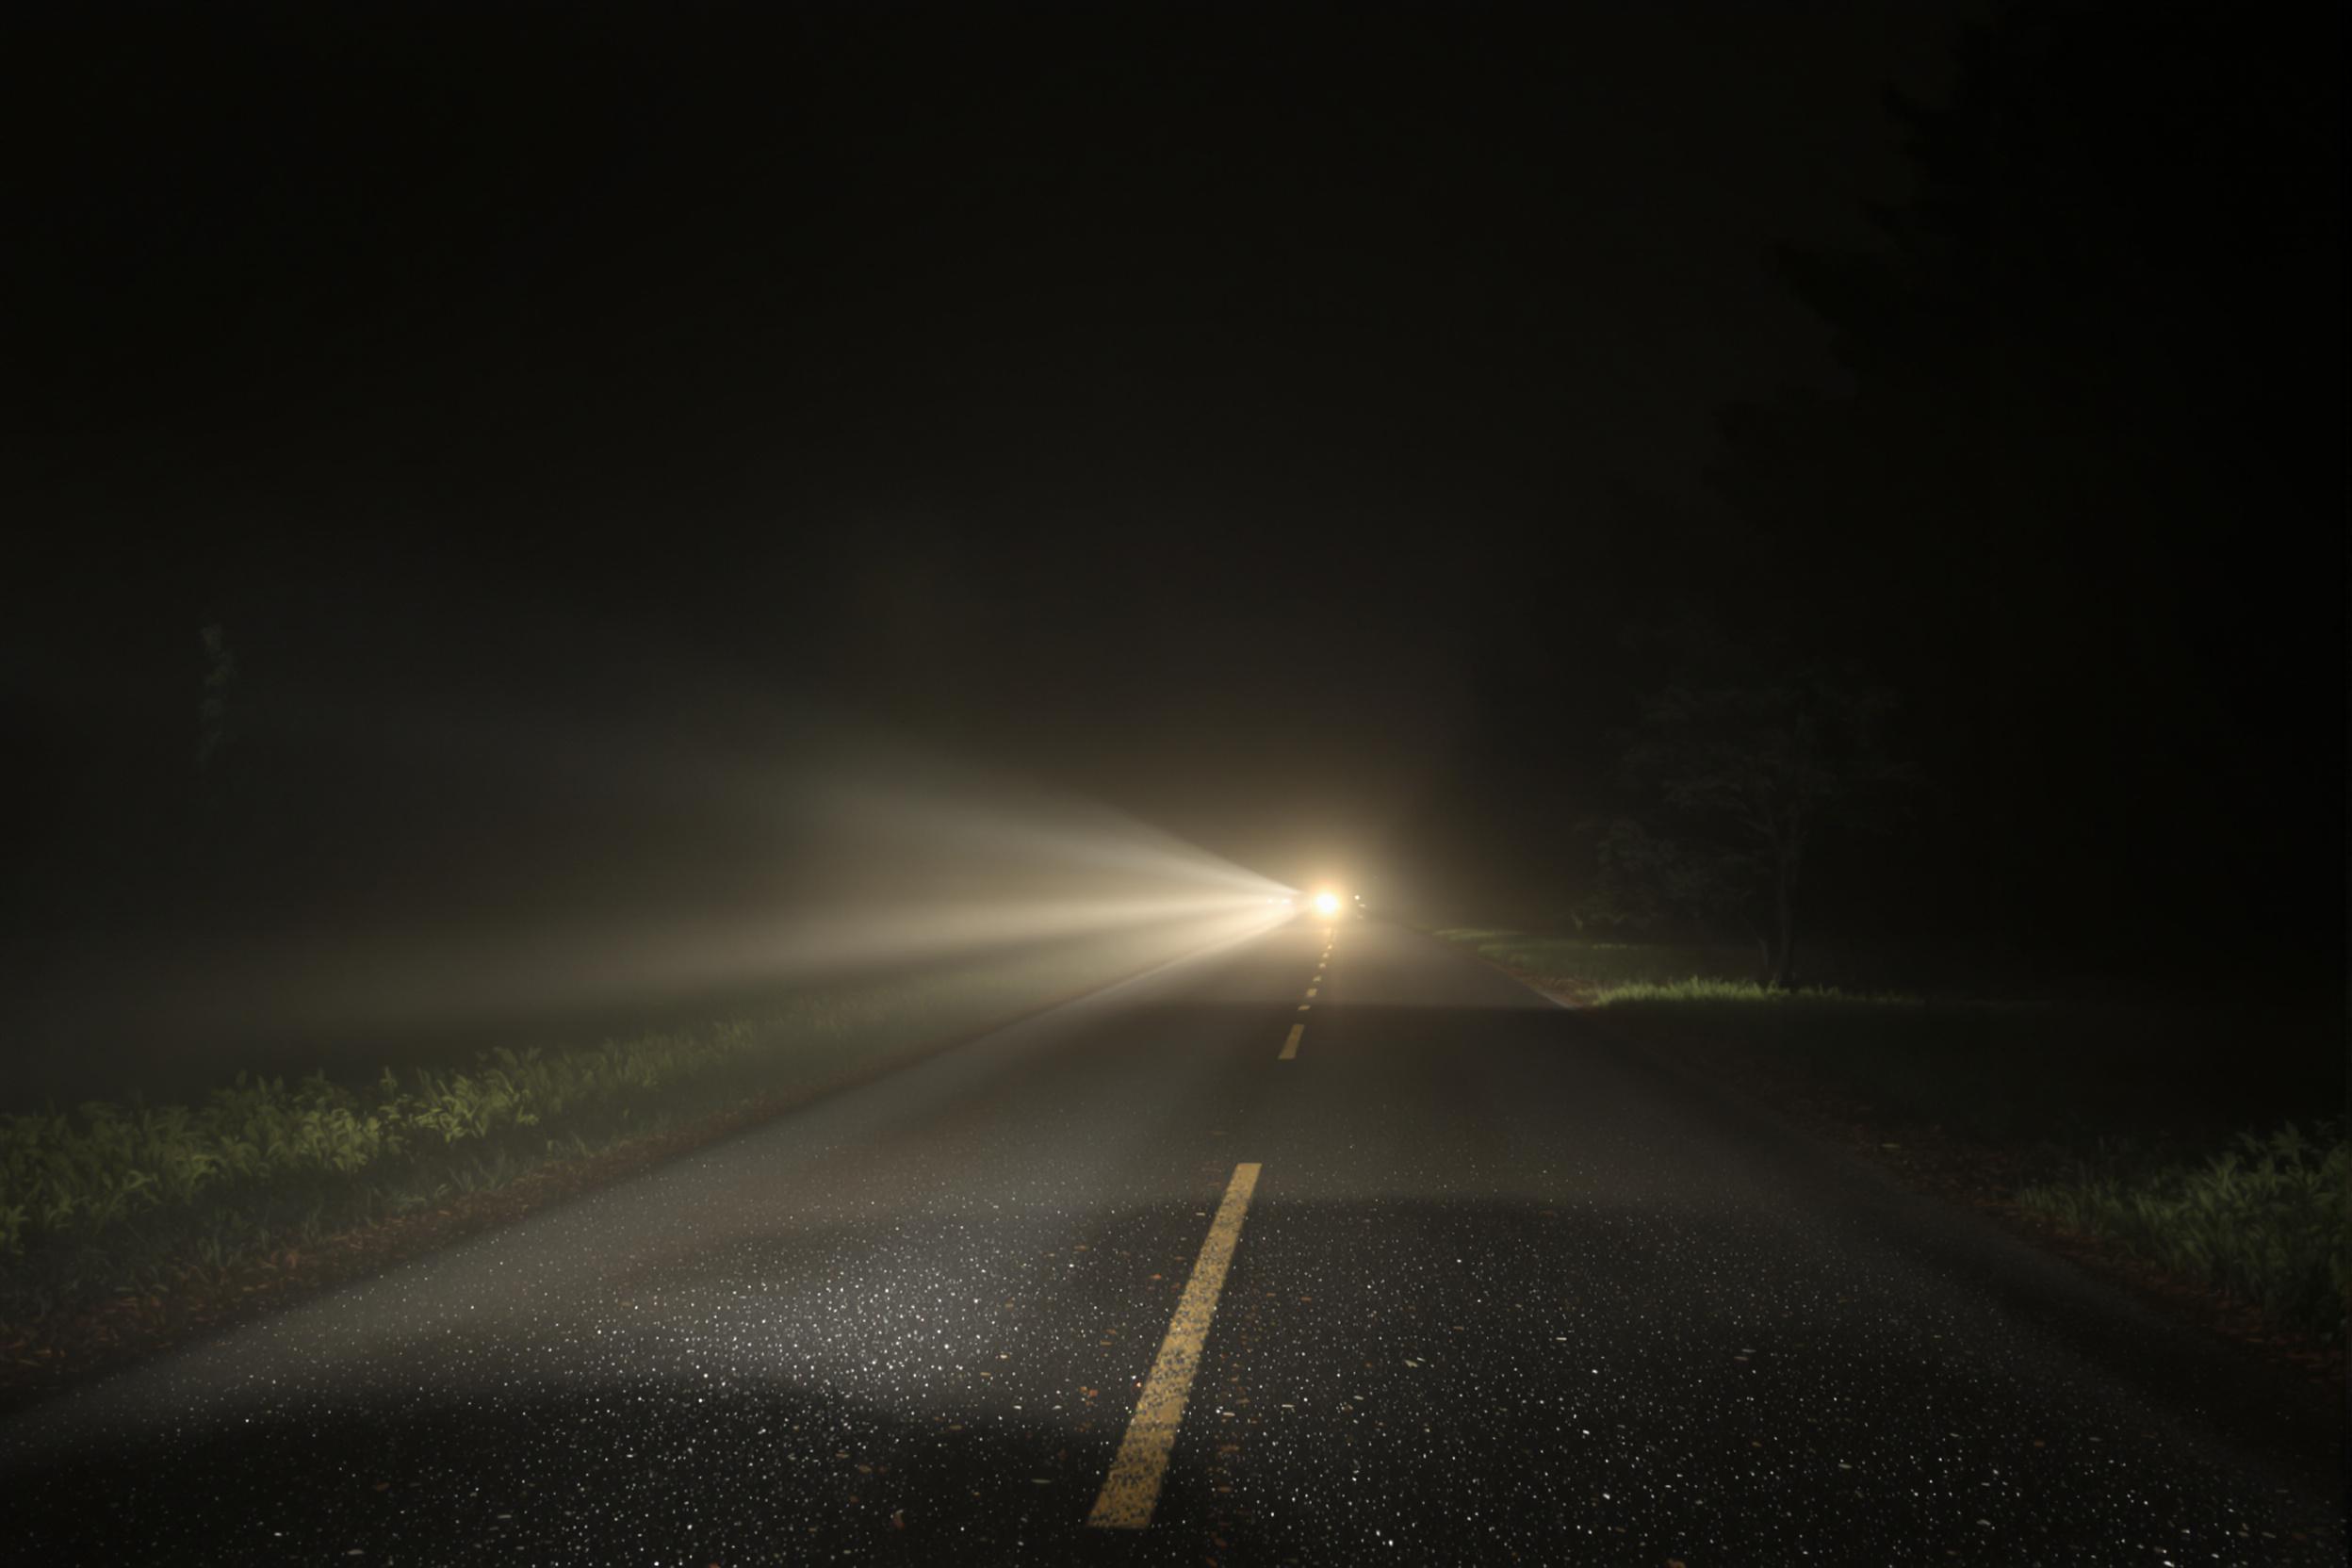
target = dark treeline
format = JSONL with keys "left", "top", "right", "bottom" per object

{"left": 1470, "top": 2, "right": 2342, "bottom": 996}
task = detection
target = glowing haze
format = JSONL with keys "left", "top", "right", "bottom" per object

{"left": 11, "top": 716, "right": 1299, "bottom": 1099}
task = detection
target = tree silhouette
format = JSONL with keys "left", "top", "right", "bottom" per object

{"left": 1586, "top": 671, "right": 1911, "bottom": 988}
{"left": 1705, "top": 3, "right": 2342, "bottom": 978}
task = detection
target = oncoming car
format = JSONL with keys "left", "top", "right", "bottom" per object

{"left": 1297, "top": 887, "right": 1366, "bottom": 922}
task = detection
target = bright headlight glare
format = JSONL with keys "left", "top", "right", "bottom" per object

{"left": 1313, "top": 890, "right": 1342, "bottom": 918}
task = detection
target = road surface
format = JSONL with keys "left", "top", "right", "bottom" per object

{"left": 1, "top": 919, "right": 2339, "bottom": 1563}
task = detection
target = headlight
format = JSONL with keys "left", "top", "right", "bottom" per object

{"left": 1312, "top": 890, "right": 1342, "bottom": 918}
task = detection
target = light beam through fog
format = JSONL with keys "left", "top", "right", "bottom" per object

{"left": 20, "top": 726, "right": 1300, "bottom": 1089}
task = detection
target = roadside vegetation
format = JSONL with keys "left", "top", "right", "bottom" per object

{"left": 0, "top": 931, "right": 1180, "bottom": 1335}
{"left": 2017, "top": 1126, "right": 2347, "bottom": 1339}
{"left": 1433, "top": 929, "right": 2348, "bottom": 1341}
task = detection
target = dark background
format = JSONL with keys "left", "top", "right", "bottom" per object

{"left": 5, "top": 0, "right": 2343, "bottom": 1069}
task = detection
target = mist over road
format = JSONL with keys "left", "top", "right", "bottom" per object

{"left": 2, "top": 921, "right": 2334, "bottom": 1563}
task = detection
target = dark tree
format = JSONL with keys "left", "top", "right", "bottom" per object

{"left": 1705, "top": 3, "right": 2344, "bottom": 983}
{"left": 1586, "top": 672, "right": 1911, "bottom": 988}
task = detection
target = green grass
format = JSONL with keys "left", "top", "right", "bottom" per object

{"left": 1429, "top": 928, "right": 2004, "bottom": 995}
{"left": 1433, "top": 929, "right": 2347, "bottom": 1338}
{"left": 2017, "top": 1125, "right": 2348, "bottom": 1336}
{"left": 0, "top": 929, "right": 1183, "bottom": 1326}
{"left": 1433, "top": 929, "right": 1754, "bottom": 989}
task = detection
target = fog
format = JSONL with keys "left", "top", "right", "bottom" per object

{"left": 1, "top": 677, "right": 1299, "bottom": 1107}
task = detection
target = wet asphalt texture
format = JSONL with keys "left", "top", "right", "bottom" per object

{"left": 0, "top": 919, "right": 2340, "bottom": 1565}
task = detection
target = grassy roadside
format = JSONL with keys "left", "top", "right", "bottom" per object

{"left": 1432, "top": 929, "right": 2348, "bottom": 1347}
{"left": 0, "top": 927, "right": 1195, "bottom": 1402}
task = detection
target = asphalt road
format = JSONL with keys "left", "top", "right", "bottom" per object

{"left": 1, "top": 919, "right": 2340, "bottom": 1564}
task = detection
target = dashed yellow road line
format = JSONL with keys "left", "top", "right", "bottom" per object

{"left": 1280, "top": 1022, "right": 1303, "bottom": 1060}
{"left": 1305, "top": 986, "right": 1317, "bottom": 997}
{"left": 1086, "top": 1163, "right": 1264, "bottom": 1529}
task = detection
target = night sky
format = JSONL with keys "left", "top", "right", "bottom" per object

{"left": 7, "top": 1, "right": 2344, "bottom": 1056}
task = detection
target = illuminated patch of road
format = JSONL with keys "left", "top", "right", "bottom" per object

{"left": 1086, "top": 1162, "right": 1263, "bottom": 1529}
{"left": 1280, "top": 1023, "right": 1303, "bottom": 1060}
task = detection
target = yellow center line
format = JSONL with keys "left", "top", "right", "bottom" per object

{"left": 1297, "top": 1003, "right": 1310, "bottom": 1011}
{"left": 1280, "top": 1022, "right": 1303, "bottom": 1059}
{"left": 1304, "top": 986, "right": 1317, "bottom": 997}
{"left": 1086, "top": 1163, "right": 1264, "bottom": 1529}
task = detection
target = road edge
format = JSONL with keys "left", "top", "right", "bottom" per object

{"left": 1438, "top": 936, "right": 2347, "bottom": 1419}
